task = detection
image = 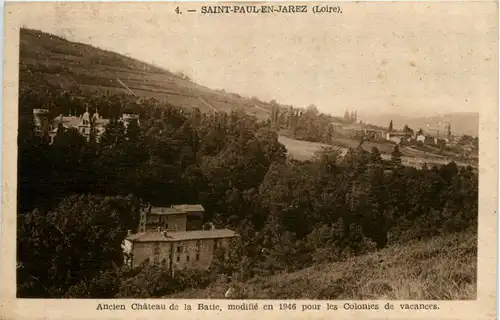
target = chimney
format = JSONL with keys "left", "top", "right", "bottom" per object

{"left": 127, "top": 230, "right": 131, "bottom": 237}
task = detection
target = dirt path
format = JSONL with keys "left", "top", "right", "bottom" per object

{"left": 198, "top": 97, "right": 218, "bottom": 112}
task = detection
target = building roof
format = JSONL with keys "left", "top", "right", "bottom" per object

{"left": 51, "top": 115, "right": 109, "bottom": 128}
{"left": 342, "top": 124, "right": 365, "bottom": 131}
{"left": 148, "top": 204, "right": 205, "bottom": 215}
{"left": 149, "top": 207, "right": 183, "bottom": 215}
{"left": 52, "top": 116, "right": 82, "bottom": 128}
{"left": 388, "top": 132, "right": 407, "bottom": 137}
{"left": 126, "top": 229, "right": 238, "bottom": 242}
{"left": 171, "top": 204, "right": 205, "bottom": 212}
{"left": 94, "top": 118, "right": 110, "bottom": 126}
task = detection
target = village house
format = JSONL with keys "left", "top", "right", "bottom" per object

{"left": 124, "top": 204, "right": 239, "bottom": 272}
{"left": 386, "top": 132, "right": 407, "bottom": 145}
{"left": 121, "top": 113, "right": 141, "bottom": 128}
{"left": 340, "top": 123, "right": 365, "bottom": 139}
{"left": 462, "top": 143, "right": 476, "bottom": 158}
{"left": 416, "top": 134, "right": 426, "bottom": 143}
{"left": 363, "top": 128, "right": 385, "bottom": 141}
{"left": 421, "top": 135, "right": 446, "bottom": 147}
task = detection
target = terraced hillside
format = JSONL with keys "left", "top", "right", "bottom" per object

{"left": 19, "top": 28, "right": 273, "bottom": 119}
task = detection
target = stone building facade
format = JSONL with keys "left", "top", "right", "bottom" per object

{"left": 124, "top": 204, "right": 238, "bottom": 272}
{"left": 123, "top": 229, "right": 237, "bottom": 270}
{"left": 138, "top": 204, "right": 204, "bottom": 233}
{"left": 33, "top": 107, "right": 139, "bottom": 144}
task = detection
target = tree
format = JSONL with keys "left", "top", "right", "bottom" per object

{"left": 125, "top": 119, "right": 142, "bottom": 142}
{"left": 391, "top": 145, "right": 402, "bottom": 167}
{"left": 370, "top": 147, "right": 383, "bottom": 165}
{"left": 17, "top": 194, "right": 138, "bottom": 297}
{"left": 17, "top": 83, "right": 480, "bottom": 298}
{"left": 65, "top": 268, "right": 124, "bottom": 298}
{"left": 306, "top": 104, "right": 319, "bottom": 116}
{"left": 100, "top": 120, "right": 126, "bottom": 149}
{"left": 403, "top": 125, "right": 414, "bottom": 136}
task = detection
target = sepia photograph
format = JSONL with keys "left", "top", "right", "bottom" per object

{"left": 1, "top": 1, "right": 497, "bottom": 317}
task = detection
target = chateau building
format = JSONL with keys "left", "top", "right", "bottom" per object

{"left": 123, "top": 204, "right": 238, "bottom": 272}
{"left": 123, "top": 228, "right": 237, "bottom": 271}
{"left": 32, "top": 107, "right": 139, "bottom": 144}
{"left": 49, "top": 107, "right": 110, "bottom": 143}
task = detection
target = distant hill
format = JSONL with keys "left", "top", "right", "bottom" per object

{"left": 19, "top": 28, "right": 273, "bottom": 119}
{"left": 360, "top": 112, "right": 479, "bottom": 137}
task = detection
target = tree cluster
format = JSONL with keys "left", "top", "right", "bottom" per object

{"left": 17, "top": 87, "right": 478, "bottom": 298}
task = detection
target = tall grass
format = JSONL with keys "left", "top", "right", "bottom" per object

{"left": 168, "top": 230, "right": 477, "bottom": 300}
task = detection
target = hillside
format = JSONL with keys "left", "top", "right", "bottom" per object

{"left": 361, "top": 112, "right": 479, "bottom": 137}
{"left": 20, "top": 28, "right": 477, "bottom": 168}
{"left": 19, "top": 28, "right": 273, "bottom": 119}
{"left": 167, "top": 230, "right": 477, "bottom": 300}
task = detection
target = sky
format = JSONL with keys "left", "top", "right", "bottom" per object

{"left": 15, "top": 1, "right": 498, "bottom": 117}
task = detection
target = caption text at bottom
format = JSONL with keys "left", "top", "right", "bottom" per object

{"left": 97, "top": 302, "right": 440, "bottom": 311}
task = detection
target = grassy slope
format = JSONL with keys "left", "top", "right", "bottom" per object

{"left": 168, "top": 230, "right": 477, "bottom": 300}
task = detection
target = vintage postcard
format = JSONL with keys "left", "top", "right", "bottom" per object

{"left": 1, "top": 1, "right": 498, "bottom": 319}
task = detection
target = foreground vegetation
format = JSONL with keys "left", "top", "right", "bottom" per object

{"left": 168, "top": 229, "right": 476, "bottom": 300}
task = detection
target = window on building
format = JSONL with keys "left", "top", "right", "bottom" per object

{"left": 196, "top": 240, "right": 201, "bottom": 251}
{"left": 186, "top": 255, "right": 190, "bottom": 262}
{"left": 177, "top": 246, "right": 182, "bottom": 253}
{"left": 196, "top": 254, "right": 200, "bottom": 261}
{"left": 176, "top": 256, "right": 180, "bottom": 262}
{"left": 213, "top": 240, "right": 218, "bottom": 251}
{"left": 164, "top": 223, "right": 169, "bottom": 229}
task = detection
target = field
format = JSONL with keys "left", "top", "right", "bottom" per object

{"left": 277, "top": 136, "right": 342, "bottom": 161}
{"left": 279, "top": 135, "right": 476, "bottom": 169}
{"left": 167, "top": 230, "right": 477, "bottom": 300}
